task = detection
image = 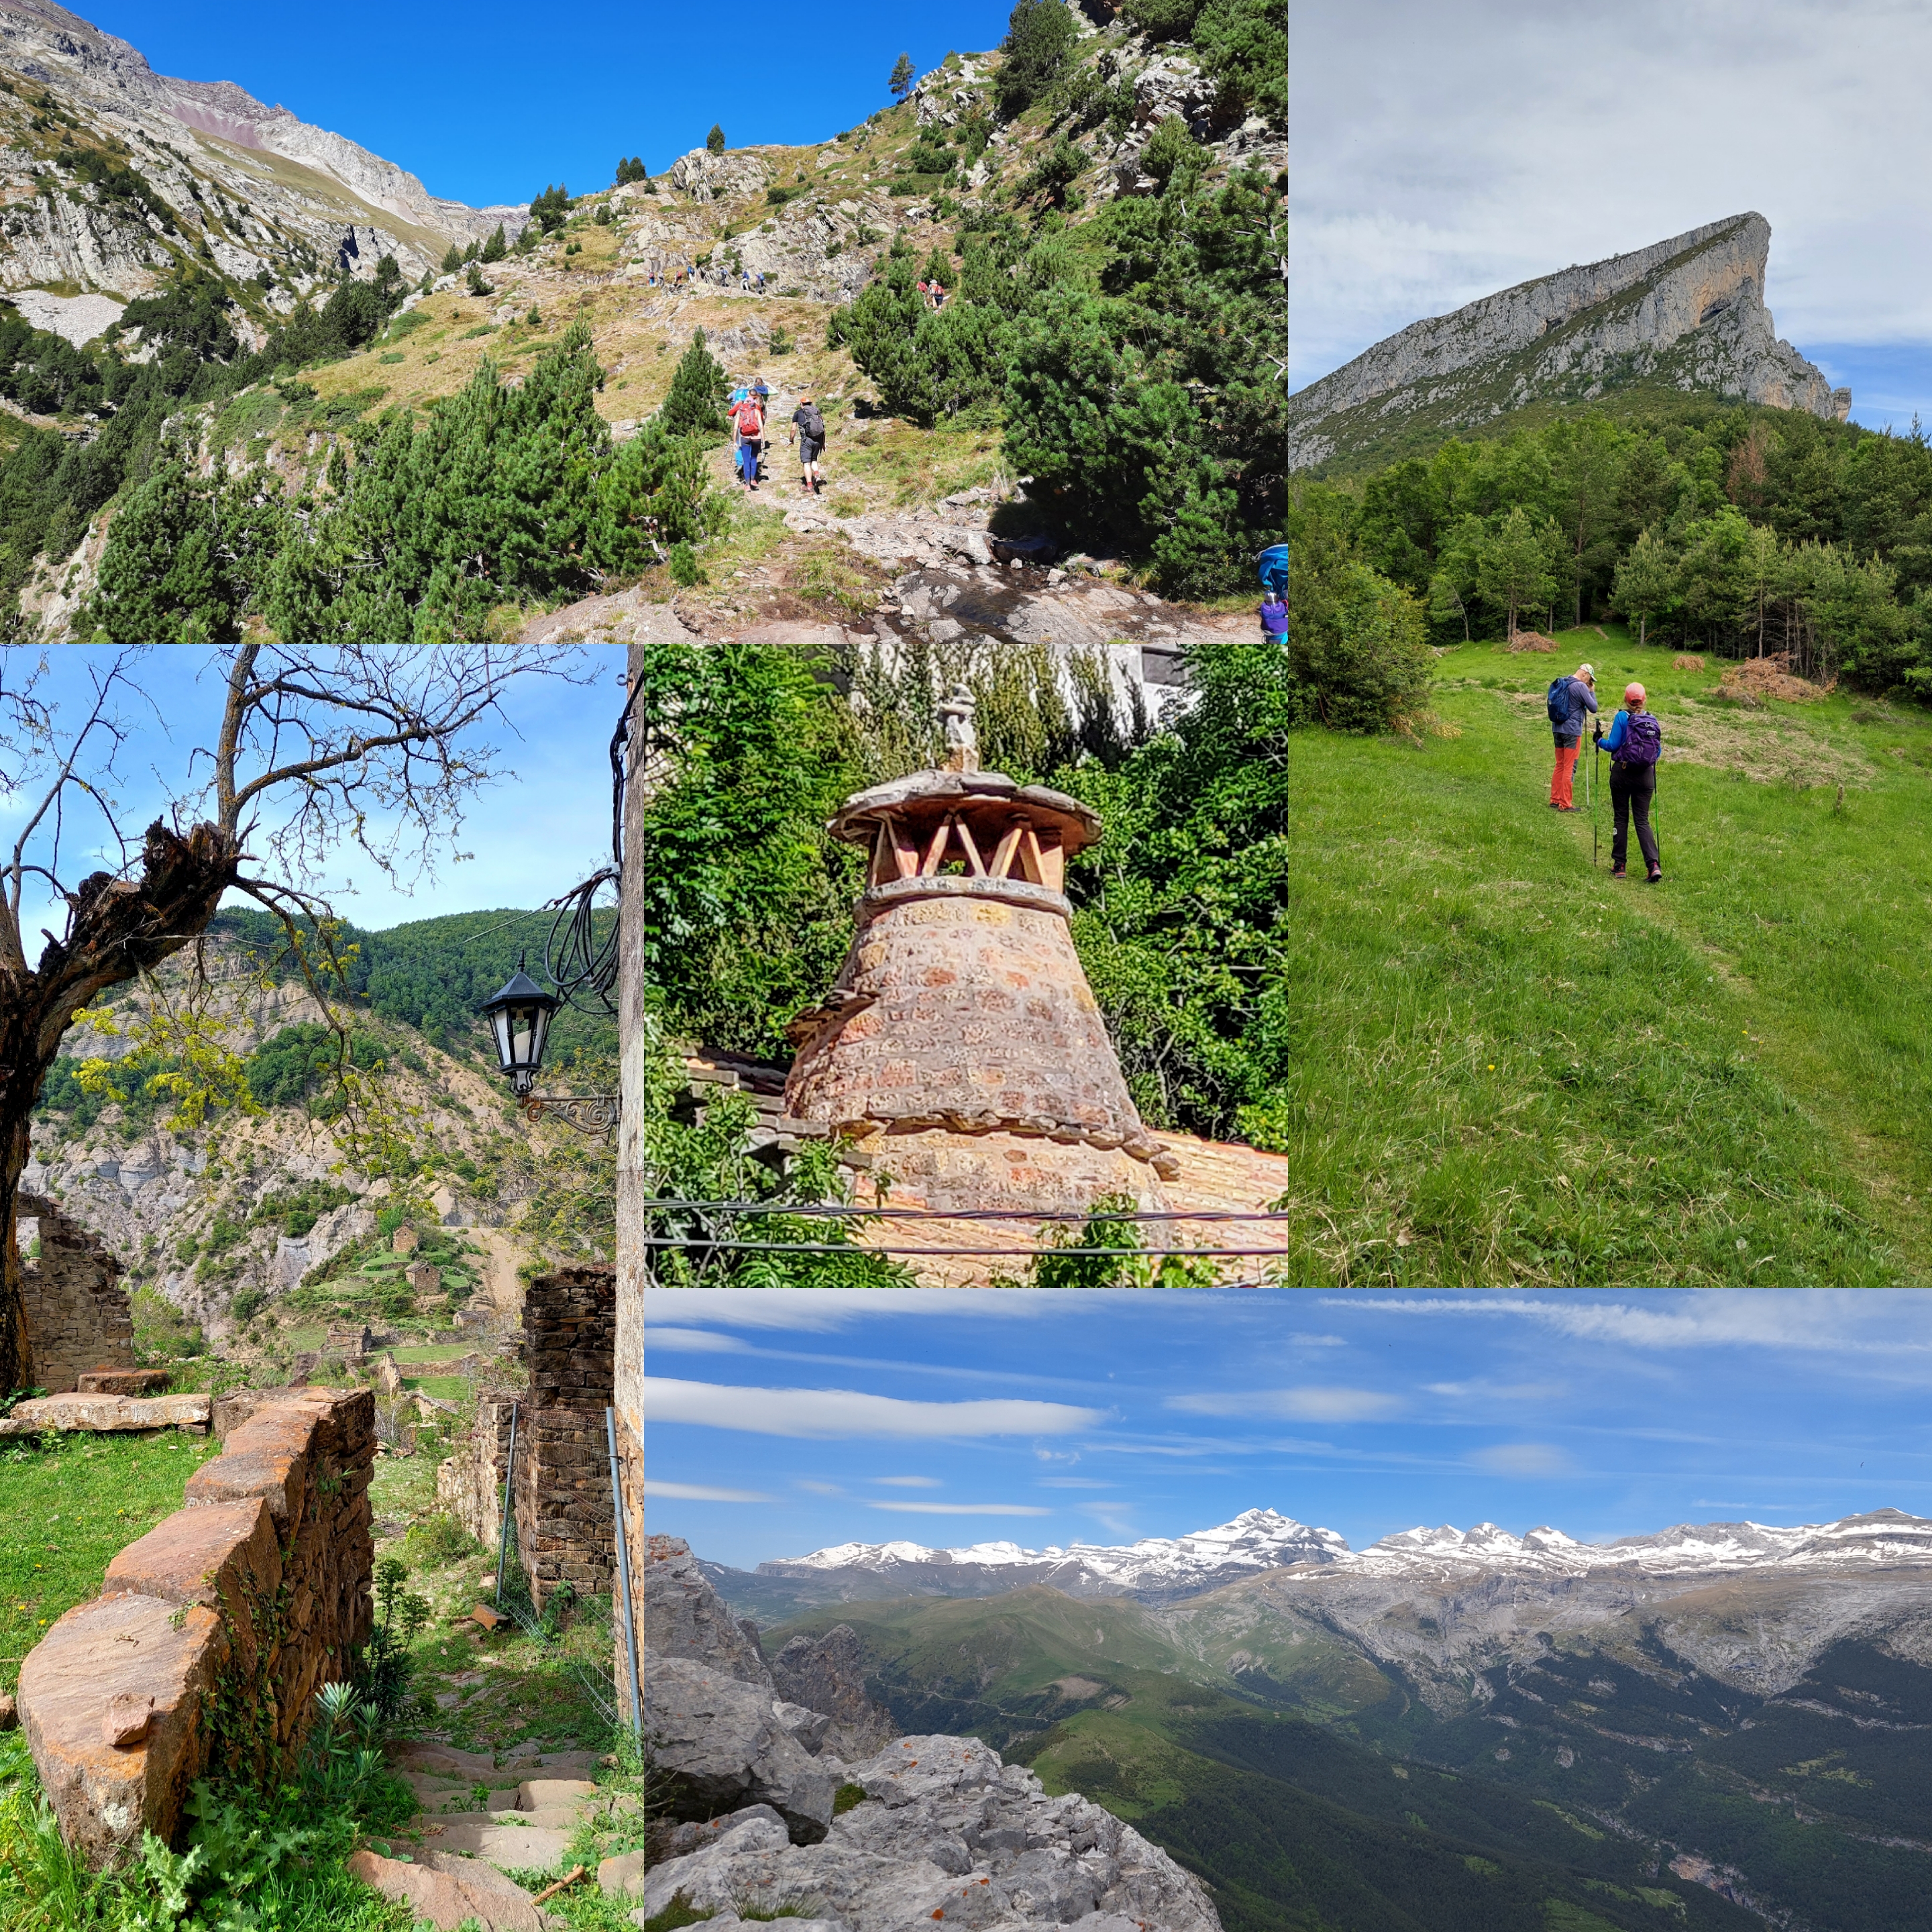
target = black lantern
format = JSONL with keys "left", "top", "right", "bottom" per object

{"left": 482, "top": 965, "right": 559, "bottom": 1097}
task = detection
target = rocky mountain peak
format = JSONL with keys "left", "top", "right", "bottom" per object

{"left": 1288, "top": 210, "right": 1851, "bottom": 472}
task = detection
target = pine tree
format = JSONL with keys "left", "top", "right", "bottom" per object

{"left": 439, "top": 241, "right": 462, "bottom": 274}
{"left": 463, "top": 238, "right": 480, "bottom": 264}
{"left": 480, "top": 223, "right": 506, "bottom": 264}
{"left": 87, "top": 455, "right": 237, "bottom": 643}
{"left": 658, "top": 329, "right": 729, "bottom": 441}
{"left": 706, "top": 124, "right": 726, "bottom": 156}
{"left": 890, "top": 52, "right": 916, "bottom": 101}
{"left": 994, "top": 0, "right": 1077, "bottom": 118}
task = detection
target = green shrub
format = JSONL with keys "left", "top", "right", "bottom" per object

{"left": 833, "top": 1782, "right": 869, "bottom": 1815}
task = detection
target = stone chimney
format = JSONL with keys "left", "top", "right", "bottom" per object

{"left": 782, "top": 705, "right": 1176, "bottom": 1215}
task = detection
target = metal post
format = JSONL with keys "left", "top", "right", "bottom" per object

{"left": 606, "top": 1406, "right": 644, "bottom": 1741}
{"left": 495, "top": 1399, "right": 520, "bottom": 1608}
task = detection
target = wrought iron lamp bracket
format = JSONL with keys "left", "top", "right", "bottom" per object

{"left": 523, "top": 1093, "right": 621, "bottom": 1140}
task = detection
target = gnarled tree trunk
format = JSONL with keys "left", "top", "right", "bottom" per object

{"left": 1, "top": 820, "right": 238, "bottom": 1393}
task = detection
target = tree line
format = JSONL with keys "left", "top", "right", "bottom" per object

{"left": 1288, "top": 400, "right": 1932, "bottom": 729}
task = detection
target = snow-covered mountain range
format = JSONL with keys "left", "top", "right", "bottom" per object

{"left": 762, "top": 1506, "right": 1932, "bottom": 1604}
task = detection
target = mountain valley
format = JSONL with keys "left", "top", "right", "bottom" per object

{"left": 709, "top": 1509, "right": 1932, "bottom": 1931}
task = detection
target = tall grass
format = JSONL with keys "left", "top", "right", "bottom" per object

{"left": 1265, "top": 628, "right": 1932, "bottom": 1284}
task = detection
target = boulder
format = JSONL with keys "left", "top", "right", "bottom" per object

{"left": 773, "top": 1699, "right": 832, "bottom": 1754}
{"left": 629, "top": 1740, "right": 1223, "bottom": 1932}
{"left": 346, "top": 1846, "right": 553, "bottom": 1931}
{"left": 771, "top": 1625, "right": 898, "bottom": 1759}
{"left": 666, "top": 148, "right": 770, "bottom": 203}
{"left": 639, "top": 1535, "right": 775, "bottom": 1688}
{"left": 0, "top": 1392, "right": 211, "bottom": 1435}
{"left": 642, "top": 1652, "right": 837, "bottom": 1843}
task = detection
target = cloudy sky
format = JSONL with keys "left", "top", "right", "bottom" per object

{"left": 1292, "top": 0, "right": 1932, "bottom": 429}
{"left": 642, "top": 1288, "right": 1932, "bottom": 1569}
{"left": 3, "top": 645, "right": 625, "bottom": 949}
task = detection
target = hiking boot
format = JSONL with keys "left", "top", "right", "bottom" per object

{"left": 1611, "top": 864, "right": 1626, "bottom": 878}
{"left": 1556, "top": 804, "right": 1579, "bottom": 813}
{"left": 1646, "top": 868, "right": 1663, "bottom": 884}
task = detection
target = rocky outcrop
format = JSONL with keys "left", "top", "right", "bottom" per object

{"left": 641, "top": 1534, "right": 776, "bottom": 1688}
{"left": 16, "top": 1387, "right": 375, "bottom": 1866}
{"left": 629, "top": 1733, "right": 1221, "bottom": 1932}
{"left": 666, "top": 147, "right": 771, "bottom": 204}
{"left": 643, "top": 1653, "right": 839, "bottom": 1844}
{"left": 771, "top": 1625, "right": 900, "bottom": 1759}
{"left": 1287, "top": 212, "right": 1851, "bottom": 471}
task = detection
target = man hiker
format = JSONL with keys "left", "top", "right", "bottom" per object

{"left": 751, "top": 373, "right": 771, "bottom": 414}
{"left": 1546, "top": 662, "right": 1597, "bottom": 811}
{"left": 1597, "top": 682, "right": 1664, "bottom": 881}
{"left": 790, "top": 388, "right": 826, "bottom": 494}
{"left": 729, "top": 389, "right": 765, "bottom": 491}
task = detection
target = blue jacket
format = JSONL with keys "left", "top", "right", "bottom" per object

{"left": 1601, "top": 709, "right": 1630, "bottom": 754}
{"left": 1553, "top": 677, "right": 1598, "bottom": 747}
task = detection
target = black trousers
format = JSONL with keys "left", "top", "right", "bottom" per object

{"left": 1610, "top": 761, "right": 1659, "bottom": 871}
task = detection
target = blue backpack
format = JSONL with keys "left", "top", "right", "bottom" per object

{"left": 1619, "top": 711, "right": 1663, "bottom": 767}
{"left": 1546, "top": 678, "right": 1573, "bottom": 730}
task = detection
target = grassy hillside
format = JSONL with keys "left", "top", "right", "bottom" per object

{"left": 1267, "top": 624, "right": 1932, "bottom": 1284}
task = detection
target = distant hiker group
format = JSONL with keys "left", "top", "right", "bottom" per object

{"left": 1546, "top": 663, "right": 1663, "bottom": 882}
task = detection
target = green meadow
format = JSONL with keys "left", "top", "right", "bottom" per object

{"left": 1276, "top": 625, "right": 1932, "bottom": 1286}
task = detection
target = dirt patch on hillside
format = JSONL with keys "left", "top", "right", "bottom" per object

{"left": 1504, "top": 691, "right": 1874, "bottom": 788}
{"left": 1715, "top": 654, "right": 1831, "bottom": 704}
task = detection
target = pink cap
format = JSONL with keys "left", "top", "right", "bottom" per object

{"left": 1625, "top": 682, "right": 1646, "bottom": 704}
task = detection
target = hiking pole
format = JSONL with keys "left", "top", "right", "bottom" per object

{"left": 1591, "top": 725, "right": 1601, "bottom": 867}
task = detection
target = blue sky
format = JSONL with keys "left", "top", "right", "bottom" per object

{"left": 83, "top": 0, "right": 1018, "bottom": 211}
{"left": 1291, "top": 1, "right": 1932, "bottom": 430}
{"left": 3, "top": 645, "right": 626, "bottom": 947}
{"left": 641, "top": 1288, "right": 1932, "bottom": 1570}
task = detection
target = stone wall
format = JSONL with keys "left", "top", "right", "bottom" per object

{"left": 15, "top": 1191, "right": 135, "bottom": 1393}
{"left": 17, "top": 1387, "right": 376, "bottom": 1866}
{"left": 512, "top": 1265, "right": 616, "bottom": 1607}
{"left": 436, "top": 1393, "right": 516, "bottom": 1557}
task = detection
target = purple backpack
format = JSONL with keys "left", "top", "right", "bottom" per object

{"left": 1619, "top": 711, "right": 1662, "bottom": 768}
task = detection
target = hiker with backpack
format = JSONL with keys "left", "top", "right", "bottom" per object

{"left": 1597, "top": 682, "right": 1664, "bottom": 881}
{"left": 1546, "top": 663, "right": 1597, "bottom": 811}
{"left": 729, "top": 389, "right": 765, "bottom": 490}
{"left": 790, "top": 389, "right": 826, "bottom": 494}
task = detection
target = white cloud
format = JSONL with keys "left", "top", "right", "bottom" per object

{"left": 1336, "top": 1293, "right": 1932, "bottom": 1362}
{"left": 1166, "top": 1387, "right": 1401, "bottom": 1421}
{"left": 1469, "top": 1444, "right": 1574, "bottom": 1477}
{"left": 641, "top": 1290, "right": 1074, "bottom": 1332}
{"left": 642, "top": 1479, "right": 771, "bottom": 1503}
{"left": 1427, "top": 1379, "right": 1568, "bottom": 1402}
{"left": 643, "top": 1377, "right": 1104, "bottom": 1439}
{"left": 1289, "top": 1334, "right": 1348, "bottom": 1348}
{"left": 873, "top": 1475, "right": 943, "bottom": 1488}
{"left": 1291, "top": 0, "right": 1932, "bottom": 390}
{"left": 644, "top": 1327, "right": 749, "bottom": 1353}
{"left": 794, "top": 1480, "right": 845, "bottom": 1496}
{"left": 866, "top": 1501, "right": 1055, "bottom": 1516}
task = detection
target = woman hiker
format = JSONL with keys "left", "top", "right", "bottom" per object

{"left": 1599, "top": 681, "right": 1664, "bottom": 881}
{"left": 1547, "top": 662, "right": 1597, "bottom": 811}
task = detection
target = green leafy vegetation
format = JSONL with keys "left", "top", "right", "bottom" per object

{"left": 833, "top": 151, "right": 1284, "bottom": 594}
{"left": 80, "top": 322, "right": 722, "bottom": 641}
{"left": 1311, "top": 405, "right": 1932, "bottom": 691}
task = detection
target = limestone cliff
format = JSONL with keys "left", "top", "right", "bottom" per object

{"left": 1288, "top": 212, "right": 1851, "bottom": 472}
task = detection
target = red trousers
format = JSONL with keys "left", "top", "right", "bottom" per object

{"left": 1550, "top": 743, "right": 1579, "bottom": 808}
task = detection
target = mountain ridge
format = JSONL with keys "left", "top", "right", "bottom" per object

{"left": 764, "top": 1503, "right": 1932, "bottom": 1599}
{"left": 1287, "top": 211, "right": 1850, "bottom": 474}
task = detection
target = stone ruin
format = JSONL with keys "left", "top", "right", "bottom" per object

{"left": 437, "top": 1264, "right": 616, "bottom": 1607}
{"left": 782, "top": 754, "right": 1179, "bottom": 1214}
{"left": 15, "top": 1387, "right": 376, "bottom": 1866}
{"left": 13, "top": 1190, "right": 137, "bottom": 1393}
